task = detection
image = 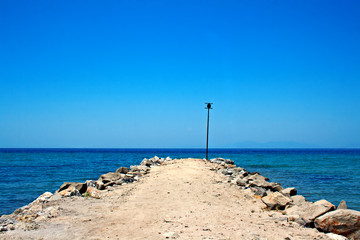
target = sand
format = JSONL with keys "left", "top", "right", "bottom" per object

{"left": 1, "top": 158, "right": 333, "bottom": 240}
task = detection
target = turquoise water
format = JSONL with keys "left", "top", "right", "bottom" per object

{"left": 0, "top": 148, "right": 359, "bottom": 215}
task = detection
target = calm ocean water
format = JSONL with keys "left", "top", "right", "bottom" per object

{"left": 0, "top": 148, "right": 359, "bottom": 215}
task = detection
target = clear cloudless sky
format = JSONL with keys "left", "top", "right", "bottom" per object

{"left": 0, "top": 0, "right": 359, "bottom": 148}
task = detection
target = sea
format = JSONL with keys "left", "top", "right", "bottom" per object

{"left": 0, "top": 148, "right": 359, "bottom": 216}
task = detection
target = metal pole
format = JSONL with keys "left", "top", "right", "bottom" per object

{"left": 205, "top": 103, "right": 213, "bottom": 160}
{"left": 206, "top": 107, "right": 210, "bottom": 160}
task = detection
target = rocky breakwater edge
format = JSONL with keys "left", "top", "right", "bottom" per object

{"left": 0, "top": 156, "right": 359, "bottom": 240}
{"left": 0, "top": 156, "right": 173, "bottom": 234}
{"left": 211, "top": 158, "right": 360, "bottom": 240}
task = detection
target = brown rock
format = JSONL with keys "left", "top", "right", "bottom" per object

{"left": 116, "top": 167, "right": 129, "bottom": 174}
{"left": 262, "top": 192, "right": 292, "bottom": 210}
{"left": 85, "top": 187, "right": 100, "bottom": 199}
{"left": 58, "top": 186, "right": 81, "bottom": 197}
{"left": 98, "top": 172, "right": 122, "bottom": 184}
{"left": 314, "top": 209, "right": 360, "bottom": 240}
{"left": 58, "top": 182, "right": 87, "bottom": 194}
{"left": 302, "top": 199, "right": 335, "bottom": 225}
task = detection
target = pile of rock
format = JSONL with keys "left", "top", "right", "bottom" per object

{"left": 55, "top": 156, "right": 173, "bottom": 198}
{"left": 211, "top": 157, "right": 360, "bottom": 240}
{"left": 0, "top": 156, "right": 173, "bottom": 232}
{"left": 140, "top": 156, "right": 173, "bottom": 167}
{"left": 0, "top": 192, "right": 59, "bottom": 232}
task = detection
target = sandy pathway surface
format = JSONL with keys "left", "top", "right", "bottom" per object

{"left": 2, "top": 158, "right": 331, "bottom": 240}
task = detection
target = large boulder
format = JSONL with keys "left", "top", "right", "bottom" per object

{"left": 262, "top": 192, "right": 292, "bottom": 210}
{"left": 314, "top": 209, "right": 360, "bottom": 240}
{"left": 301, "top": 199, "right": 336, "bottom": 225}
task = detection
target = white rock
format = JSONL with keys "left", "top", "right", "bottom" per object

{"left": 326, "top": 233, "right": 348, "bottom": 240}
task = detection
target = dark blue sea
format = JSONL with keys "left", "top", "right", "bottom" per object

{"left": 0, "top": 148, "right": 359, "bottom": 215}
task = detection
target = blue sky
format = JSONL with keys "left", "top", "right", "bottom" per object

{"left": 0, "top": 0, "right": 359, "bottom": 148}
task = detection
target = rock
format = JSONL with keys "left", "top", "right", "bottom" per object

{"left": 116, "top": 167, "right": 129, "bottom": 174}
{"left": 291, "top": 195, "right": 307, "bottom": 206}
{"left": 85, "top": 180, "right": 97, "bottom": 188}
{"left": 104, "top": 181, "right": 116, "bottom": 188}
{"left": 86, "top": 180, "right": 105, "bottom": 190}
{"left": 122, "top": 177, "right": 135, "bottom": 183}
{"left": 337, "top": 200, "right": 347, "bottom": 210}
{"left": 162, "top": 231, "right": 179, "bottom": 239}
{"left": 0, "top": 217, "right": 17, "bottom": 231}
{"left": 248, "top": 173, "right": 269, "bottom": 182}
{"left": 314, "top": 209, "right": 360, "bottom": 240}
{"left": 49, "top": 192, "right": 62, "bottom": 201}
{"left": 243, "top": 188, "right": 255, "bottom": 197}
{"left": 58, "top": 182, "right": 87, "bottom": 194}
{"left": 96, "top": 180, "right": 105, "bottom": 190}
{"left": 36, "top": 206, "right": 60, "bottom": 220}
{"left": 85, "top": 187, "right": 100, "bottom": 199}
{"left": 302, "top": 199, "right": 335, "bottom": 225}
{"left": 287, "top": 214, "right": 307, "bottom": 226}
{"left": 236, "top": 178, "right": 248, "bottom": 186}
{"left": 98, "top": 172, "right": 122, "bottom": 184}
{"left": 140, "top": 158, "right": 152, "bottom": 167}
{"left": 27, "top": 192, "right": 54, "bottom": 211}
{"left": 253, "top": 187, "right": 267, "bottom": 198}
{"left": 326, "top": 233, "right": 349, "bottom": 240}
{"left": 270, "top": 183, "right": 284, "bottom": 192}
{"left": 58, "top": 186, "right": 81, "bottom": 197}
{"left": 210, "top": 158, "right": 234, "bottom": 165}
{"left": 249, "top": 179, "right": 272, "bottom": 189}
{"left": 165, "top": 157, "right": 172, "bottom": 161}
{"left": 224, "top": 159, "right": 234, "bottom": 164}
{"left": 281, "top": 187, "right": 297, "bottom": 197}
{"left": 285, "top": 199, "right": 335, "bottom": 227}
{"left": 222, "top": 169, "right": 232, "bottom": 175}
{"left": 0, "top": 217, "right": 17, "bottom": 226}
{"left": 35, "top": 192, "right": 53, "bottom": 202}
{"left": 286, "top": 205, "right": 308, "bottom": 226}
{"left": 262, "top": 192, "right": 292, "bottom": 210}
{"left": 130, "top": 165, "right": 149, "bottom": 173}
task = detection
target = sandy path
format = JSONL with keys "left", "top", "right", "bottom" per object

{"left": 3, "top": 158, "right": 331, "bottom": 240}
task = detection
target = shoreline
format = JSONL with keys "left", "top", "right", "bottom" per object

{"left": 1, "top": 157, "right": 359, "bottom": 239}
